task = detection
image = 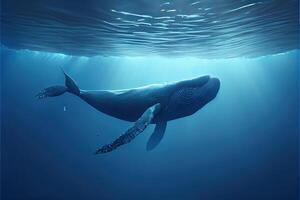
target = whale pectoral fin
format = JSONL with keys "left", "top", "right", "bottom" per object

{"left": 95, "top": 103, "right": 161, "bottom": 154}
{"left": 146, "top": 121, "right": 167, "bottom": 151}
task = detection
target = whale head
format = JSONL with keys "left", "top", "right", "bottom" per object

{"left": 181, "top": 75, "right": 220, "bottom": 108}
{"left": 163, "top": 75, "right": 220, "bottom": 120}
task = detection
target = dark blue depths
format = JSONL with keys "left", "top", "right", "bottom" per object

{"left": 1, "top": 48, "right": 299, "bottom": 200}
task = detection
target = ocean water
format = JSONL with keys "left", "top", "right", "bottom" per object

{"left": 1, "top": 0, "right": 299, "bottom": 200}
{"left": 1, "top": 48, "right": 299, "bottom": 200}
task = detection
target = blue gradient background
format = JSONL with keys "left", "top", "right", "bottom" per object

{"left": 1, "top": 48, "right": 299, "bottom": 200}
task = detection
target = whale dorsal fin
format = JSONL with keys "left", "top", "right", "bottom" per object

{"left": 146, "top": 121, "right": 167, "bottom": 151}
{"left": 95, "top": 103, "right": 161, "bottom": 154}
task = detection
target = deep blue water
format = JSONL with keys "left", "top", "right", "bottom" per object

{"left": 1, "top": 47, "right": 299, "bottom": 200}
{"left": 1, "top": 0, "right": 300, "bottom": 199}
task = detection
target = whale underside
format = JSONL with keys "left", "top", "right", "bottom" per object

{"left": 37, "top": 68, "right": 220, "bottom": 153}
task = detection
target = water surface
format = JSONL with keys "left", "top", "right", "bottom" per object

{"left": 1, "top": 0, "right": 299, "bottom": 57}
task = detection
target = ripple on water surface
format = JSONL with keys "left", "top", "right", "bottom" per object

{"left": 1, "top": 0, "right": 299, "bottom": 58}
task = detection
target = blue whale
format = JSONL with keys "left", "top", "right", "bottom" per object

{"left": 37, "top": 69, "right": 220, "bottom": 153}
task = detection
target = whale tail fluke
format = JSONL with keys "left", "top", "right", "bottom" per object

{"left": 60, "top": 67, "right": 80, "bottom": 96}
{"left": 36, "top": 67, "right": 80, "bottom": 99}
